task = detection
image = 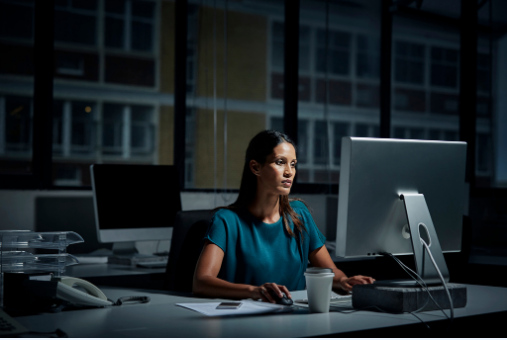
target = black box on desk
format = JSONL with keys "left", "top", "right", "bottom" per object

{"left": 352, "top": 283, "right": 467, "bottom": 313}
{"left": 3, "top": 272, "right": 58, "bottom": 315}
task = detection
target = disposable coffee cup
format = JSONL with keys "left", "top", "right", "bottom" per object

{"left": 304, "top": 267, "right": 335, "bottom": 313}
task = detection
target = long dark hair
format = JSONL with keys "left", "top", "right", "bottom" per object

{"left": 227, "top": 130, "right": 307, "bottom": 240}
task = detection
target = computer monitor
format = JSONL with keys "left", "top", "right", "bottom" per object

{"left": 336, "top": 137, "right": 467, "bottom": 285}
{"left": 90, "top": 164, "right": 182, "bottom": 255}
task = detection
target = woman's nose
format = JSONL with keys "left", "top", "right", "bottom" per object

{"left": 284, "top": 166, "right": 293, "bottom": 176}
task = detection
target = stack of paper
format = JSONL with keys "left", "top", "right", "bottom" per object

{"left": 176, "top": 300, "right": 293, "bottom": 316}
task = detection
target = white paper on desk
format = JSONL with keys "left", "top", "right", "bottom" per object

{"left": 176, "top": 300, "right": 292, "bottom": 316}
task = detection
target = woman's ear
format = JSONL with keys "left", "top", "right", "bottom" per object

{"left": 249, "top": 160, "right": 261, "bottom": 176}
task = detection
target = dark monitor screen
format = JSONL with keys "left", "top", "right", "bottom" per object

{"left": 91, "top": 164, "right": 181, "bottom": 243}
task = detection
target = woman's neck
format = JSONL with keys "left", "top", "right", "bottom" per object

{"left": 248, "top": 191, "right": 280, "bottom": 224}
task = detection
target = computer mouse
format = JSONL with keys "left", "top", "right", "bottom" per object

{"left": 269, "top": 290, "right": 293, "bottom": 306}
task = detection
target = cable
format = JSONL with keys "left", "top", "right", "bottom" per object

{"left": 410, "top": 311, "right": 431, "bottom": 330}
{"left": 382, "top": 250, "right": 454, "bottom": 333}
{"left": 380, "top": 252, "right": 445, "bottom": 316}
{"left": 421, "top": 239, "right": 454, "bottom": 329}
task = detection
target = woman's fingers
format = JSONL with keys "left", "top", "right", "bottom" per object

{"left": 341, "top": 281, "right": 353, "bottom": 291}
{"left": 262, "top": 288, "right": 273, "bottom": 302}
{"left": 279, "top": 285, "right": 291, "bottom": 299}
{"left": 260, "top": 283, "right": 292, "bottom": 303}
{"left": 348, "top": 275, "right": 375, "bottom": 286}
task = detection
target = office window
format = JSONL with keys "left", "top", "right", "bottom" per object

{"left": 354, "top": 124, "right": 369, "bottom": 137}
{"left": 394, "top": 127, "right": 405, "bottom": 139}
{"left": 70, "top": 102, "right": 95, "bottom": 155}
{"left": 477, "top": 53, "right": 490, "bottom": 94}
{"left": 431, "top": 47, "right": 458, "bottom": 88}
{"left": 53, "top": 101, "right": 64, "bottom": 155}
{"left": 356, "top": 35, "right": 380, "bottom": 79}
{"left": 269, "top": 117, "right": 307, "bottom": 165}
{"left": 105, "top": 0, "right": 155, "bottom": 51}
{"left": 0, "top": 0, "right": 34, "bottom": 39}
{"left": 428, "top": 129, "right": 440, "bottom": 140}
{"left": 270, "top": 21, "right": 311, "bottom": 101}
{"left": 315, "top": 29, "right": 350, "bottom": 76}
{"left": 102, "top": 104, "right": 124, "bottom": 156}
{"left": 296, "top": 0, "right": 380, "bottom": 184}
{"left": 394, "top": 41, "right": 424, "bottom": 84}
{"left": 182, "top": 1, "right": 274, "bottom": 190}
{"left": 314, "top": 121, "right": 328, "bottom": 165}
{"left": 3, "top": 95, "right": 32, "bottom": 154}
{"left": 55, "top": 0, "right": 98, "bottom": 45}
{"left": 54, "top": 164, "right": 82, "bottom": 186}
{"left": 271, "top": 21, "right": 284, "bottom": 71}
{"left": 131, "top": 105, "right": 154, "bottom": 155}
{"left": 298, "top": 120, "right": 308, "bottom": 164}
{"left": 477, "top": 133, "right": 491, "bottom": 174}
{"left": 333, "top": 122, "right": 349, "bottom": 166}
{"left": 0, "top": 0, "right": 35, "bottom": 176}
{"left": 186, "top": 4, "right": 198, "bottom": 95}
{"left": 408, "top": 128, "right": 424, "bottom": 140}
{"left": 443, "top": 130, "right": 458, "bottom": 141}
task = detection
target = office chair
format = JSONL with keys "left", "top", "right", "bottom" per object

{"left": 165, "top": 210, "right": 214, "bottom": 293}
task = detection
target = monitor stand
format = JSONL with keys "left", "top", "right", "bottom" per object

{"left": 375, "top": 193, "right": 450, "bottom": 287}
{"left": 112, "top": 241, "right": 138, "bottom": 256}
{"left": 108, "top": 241, "right": 165, "bottom": 266}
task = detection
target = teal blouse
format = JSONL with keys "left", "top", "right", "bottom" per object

{"left": 203, "top": 200, "right": 326, "bottom": 291}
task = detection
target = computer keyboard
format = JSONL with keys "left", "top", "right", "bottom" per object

{"left": 0, "top": 308, "right": 29, "bottom": 337}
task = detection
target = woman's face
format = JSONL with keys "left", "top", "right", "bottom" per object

{"left": 251, "top": 142, "right": 297, "bottom": 196}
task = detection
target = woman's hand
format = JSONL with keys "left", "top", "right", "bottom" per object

{"left": 338, "top": 275, "right": 375, "bottom": 292}
{"left": 251, "top": 283, "right": 292, "bottom": 303}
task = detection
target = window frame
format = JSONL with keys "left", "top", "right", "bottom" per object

{"left": 0, "top": 0, "right": 498, "bottom": 195}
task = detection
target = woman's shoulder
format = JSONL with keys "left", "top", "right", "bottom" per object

{"left": 289, "top": 199, "right": 310, "bottom": 212}
{"left": 211, "top": 207, "right": 242, "bottom": 222}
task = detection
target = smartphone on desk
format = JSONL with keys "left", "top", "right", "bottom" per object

{"left": 216, "top": 302, "right": 243, "bottom": 309}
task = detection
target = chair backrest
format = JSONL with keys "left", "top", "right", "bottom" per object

{"left": 165, "top": 210, "right": 214, "bottom": 292}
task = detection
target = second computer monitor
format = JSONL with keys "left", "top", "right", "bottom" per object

{"left": 91, "top": 164, "right": 182, "bottom": 254}
{"left": 335, "top": 137, "right": 467, "bottom": 258}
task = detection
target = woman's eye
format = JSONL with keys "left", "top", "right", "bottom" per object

{"left": 276, "top": 160, "right": 283, "bottom": 165}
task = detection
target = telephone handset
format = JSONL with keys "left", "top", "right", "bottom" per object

{"left": 52, "top": 276, "right": 113, "bottom": 307}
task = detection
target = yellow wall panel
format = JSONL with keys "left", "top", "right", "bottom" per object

{"left": 194, "top": 109, "right": 266, "bottom": 189}
{"left": 196, "top": 7, "right": 267, "bottom": 102}
{"left": 160, "top": 1, "right": 175, "bottom": 94}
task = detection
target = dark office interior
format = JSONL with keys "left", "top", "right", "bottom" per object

{"left": 0, "top": 0, "right": 506, "bottom": 337}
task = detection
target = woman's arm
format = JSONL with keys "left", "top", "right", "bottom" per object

{"left": 308, "top": 245, "right": 375, "bottom": 292}
{"left": 193, "top": 240, "right": 292, "bottom": 302}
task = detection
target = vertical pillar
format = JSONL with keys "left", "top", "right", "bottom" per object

{"left": 32, "top": 0, "right": 54, "bottom": 188}
{"left": 174, "top": 0, "right": 188, "bottom": 189}
{"left": 380, "top": 0, "right": 392, "bottom": 138}
{"left": 283, "top": 0, "right": 299, "bottom": 146}
{"left": 459, "top": 0, "right": 478, "bottom": 189}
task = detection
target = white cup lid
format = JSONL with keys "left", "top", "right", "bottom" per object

{"left": 304, "top": 267, "right": 334, "bottom": 276}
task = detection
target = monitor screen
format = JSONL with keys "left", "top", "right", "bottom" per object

{"left": 91, "top": 164, "right": 181, "bottom": 244}
{"left": 335, "top": 137, "right": 467, "bottom": 258}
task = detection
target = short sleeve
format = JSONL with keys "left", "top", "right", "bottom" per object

{"left": 203, "top": 210, "right": 228, "bottom": 253}
{"left": 291, "top": 201, "right": 326, "bottom": 252}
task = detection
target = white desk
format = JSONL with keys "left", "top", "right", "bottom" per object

{"left": 13, "top": 284, "right": 507, "bottom": 337}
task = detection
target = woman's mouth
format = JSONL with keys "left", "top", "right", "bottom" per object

{"left": 282, "top": 180, "right": 292, "bottom": 187}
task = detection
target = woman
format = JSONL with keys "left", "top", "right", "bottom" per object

{"left": 193, "top": 130, "right": 374, "bottom": 303}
